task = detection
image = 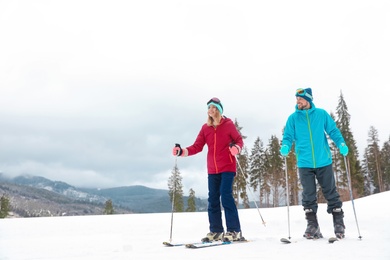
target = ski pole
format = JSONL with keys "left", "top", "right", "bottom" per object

{"left": 343, "top": 156, "right": 362, "bottom": 240}
{"left": 169, "top": 145, "right": 180, "bottom": 242}
{"left": 284, "top": 156, "right": 291, "bottom": 240}
{"left": 235, "top": 156, "right": 266, "bottom": 227}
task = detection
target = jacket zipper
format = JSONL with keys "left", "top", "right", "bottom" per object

{"left": 306, "top": 110, "right": 316, "bottom": 168}
{"left": 213, "top": 127, "right": 219, "bottom": 173}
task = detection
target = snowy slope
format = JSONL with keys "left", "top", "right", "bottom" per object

{"left": 0, "top": 191, "right": 389, "bottom": 260}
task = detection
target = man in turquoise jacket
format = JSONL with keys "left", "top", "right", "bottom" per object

{"left": 280, "top": 88, "right": 349, "bottom": 239}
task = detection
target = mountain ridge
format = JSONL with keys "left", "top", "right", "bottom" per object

{"left": 0, "top": 173, "right": 207, "bottom": 217}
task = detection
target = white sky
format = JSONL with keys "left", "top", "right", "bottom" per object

{"left": 1, "top": 192, "right": 389, "bottom": 259}
{"left": 1, "top": 0, "right": 389, "bottom": 197}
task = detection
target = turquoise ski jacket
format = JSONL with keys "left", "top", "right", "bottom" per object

{"left": 282, "top": 102, "right": 345, "bottom": 168}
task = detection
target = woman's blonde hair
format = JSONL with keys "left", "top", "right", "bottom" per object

{"left": 207, "top": 110, "right": 222, "bottom": 126}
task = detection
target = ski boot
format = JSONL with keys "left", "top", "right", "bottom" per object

{"left": 303, "top": 209, "right": 323, "bottom": 239}
{"left": 223, "top": 231, "right": 245, "bottom": 242}
{"left": 201, "top": 232, "right": 223, "bottom": 242}
{"left": 332, "top": 208, "right": 345, "bottom": 239}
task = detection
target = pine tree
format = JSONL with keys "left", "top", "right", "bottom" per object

{"left": 236, "top": 148, "right": 250, "bottom": 208}
{"left": 285, "top": 142, "right": 299, "bottom": 206}
{"left": 267, "top": 135, "right": 284, "bottom": 207}
{"left": 380, "top": 136, "right": 390, "bottom": 191}
{"left": 103, "top": 199, "right": 114, "bottom": 215}
{"left": 335, "top": 91, "right": 364, "bottom": 197}
{"left": 365, "top": 126, "right": 384, "bottom": 193}
{"left": 261, "top": 142, "right": 274, "bottom": 207}
{"left": 362, "top": 148, "right": 375, "bottom": 196}
{"left": 248, "top": 137, "right": 268, "bottom": 207}
{"left": 186, "top": 188, "right": 197, "bottom": 212}
{"left": 233, "top": 119, "right": 250, "bottom": 208}
{"left": 329, "top": 112, "right": 348, "bottom": 200}
{"left": 0, "top": 194, "right": 10, "bottom": 218}
{"left": 168, "top": 164, "right": 184, "bottom": 212}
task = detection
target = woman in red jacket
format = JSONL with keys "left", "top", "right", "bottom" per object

{"left": 173, "top": 97, "right": 244, "bottom": 242}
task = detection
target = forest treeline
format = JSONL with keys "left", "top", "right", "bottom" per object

{"left": 168, "top": 91, "right": 389, "bottom": 211}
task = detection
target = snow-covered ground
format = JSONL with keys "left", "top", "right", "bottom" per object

{"left": 1, "top": 191, "right": 389, "bottom": 260}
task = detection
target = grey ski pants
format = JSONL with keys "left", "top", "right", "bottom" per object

{"left": 298, "top": 164, "right": 342, "bottom": 214}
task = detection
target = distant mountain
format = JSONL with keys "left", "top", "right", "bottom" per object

{"left": 11, "top": 175, "right": 104, "bottom": 203}
{"left": 0, "top": 174, "right": 208, "bottom": 217}
{"left": 80, "top": 186, "right": 170, "bottom": 213}
{"left": 0, "top": 182, "right": 125, "bottom": 217}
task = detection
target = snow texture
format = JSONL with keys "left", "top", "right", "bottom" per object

{"left": 0, "top": 191, "right": 389, "bottom": 260}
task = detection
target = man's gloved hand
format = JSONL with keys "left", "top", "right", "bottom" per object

{"left": 280, "top": 145, "right": 290, "bottom": 157}
{"left": 339, "top": 143, "right": 349, "bottom": 156}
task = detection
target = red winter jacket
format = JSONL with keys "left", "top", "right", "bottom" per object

{"left": 185, "top": 117, "right": 243, "bottom": 174}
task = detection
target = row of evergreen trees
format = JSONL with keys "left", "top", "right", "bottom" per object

{"left": 168, "top": 92, "right": 390, "bottom": 211}
{"left": 0, "top": 194, "right": 115, "bottom": 218}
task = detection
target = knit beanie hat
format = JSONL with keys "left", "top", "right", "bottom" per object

{"left": 296, "top": 88, "right": 313, "bottom": 103}
{"left": 207, "top": 97, "right": 223, "bottom": 114}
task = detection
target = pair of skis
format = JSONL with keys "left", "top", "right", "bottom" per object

{"left": 163, "top": 239, "right": 249, "bottom": 249}
{"left": 280, "top": 237, "right": 340, "bottom": 244}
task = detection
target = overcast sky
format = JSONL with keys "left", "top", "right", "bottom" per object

{"left": 1, "top": 0, "right": 389, "bottom": 197}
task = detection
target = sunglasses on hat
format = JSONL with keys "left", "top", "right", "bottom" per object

{"left": 296, "top": 88, "right": 313, "bottom": 100}
{"left": 207, "top": 97, "right": 221, "bottom": 105}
